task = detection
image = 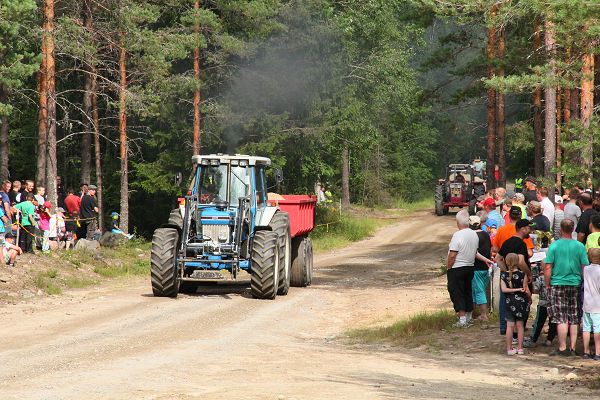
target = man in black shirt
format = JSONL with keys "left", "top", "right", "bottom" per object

{"left": 79, "top": 185, "right": 98, "bottom": 240}
{"left": 497, "top": 219, "right": 533, "bottom": 335}
{"left": 523, "top": 177, "right": 538, "bottom": 204}
{"left": 576, "top": 192, "right": 597, "bottom": 244}
{"left": 527, "top": 200, "right": 551, "bottom": 248}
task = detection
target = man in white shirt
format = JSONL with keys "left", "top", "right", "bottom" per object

{"left": 537, "top": 187, "right": 555, "bottom": 227}
{"left": 447, "top": 209, "right": 479, "bottom": 328}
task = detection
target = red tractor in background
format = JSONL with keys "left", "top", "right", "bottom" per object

{"left": 435, "top": 163, "right": 486, "bottom": 216}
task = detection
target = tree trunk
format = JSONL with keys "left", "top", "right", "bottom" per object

{"left": 80, "top": 0, "right": 93, "bottom": 185}
{"left": 496, "top": 26, "right": 506, "bottom": 187}
{"left": 92, "top": 66, "right": 103, "bottom": 230}
{"left": 563, "top": 86, "right": 571, "bottom": 124}
{"left": 119, "top": 33, "right": 129, "bottom": 233}
{"left": 486, "top": 9, "right": 497, "bottom": 188}
{"left": 37, "top": 39, "right": 48, "bottom": 188}
{"left": 43, "top": 0, "right": 57, "bottom": 206}
{"left": 570, "top": 88, "right": 580, "bottom": 120}
{"left": 556, "top": 89, "right": 562, "bottom": 189}
{"left": 532, "top": 20, "right": 544, "bottom": 178}
{"left": 581, "top": 52, "right": 594, "bottom": 184}
{"left": 341, "top": 143, "right": 350, "bottom": 209}
{"left": 0, "top": 86, "right": 9, "bottom": 180}
{"left": 543, "top": 19, "right": 556, "bottom": 197}
{"left": 192, "top": 0, "right": 201, "bottom": 156}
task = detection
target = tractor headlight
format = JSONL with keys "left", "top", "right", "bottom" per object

{"left": 218, "top": 233, "right": 228, "bottom": 242}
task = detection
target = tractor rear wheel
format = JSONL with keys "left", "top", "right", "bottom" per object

{"left": 269, "top": 212, "right": 291, "bottom": 295}
{"left": 150, "top": 228, "right": 180, "bottom": 297}
{"left": 168, "top": 208, "right": 183, "bottom": 228}
{"left": 435, "top": 185, "right": 444, "bottom": 216}
{"left": 291, "top": 237, "right": 313, "bottom": 287}
{"left": 250, "top": 231, "right": 280, "bottom": 299}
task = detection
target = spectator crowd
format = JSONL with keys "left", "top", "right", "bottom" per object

{"left": 447, "top": 177, "right": 600, "bottom": 360}
{"left": 0, "top": 178, "right": 124, "bottom": 268}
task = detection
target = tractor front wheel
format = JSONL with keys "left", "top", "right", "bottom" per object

{"left": 250, "top": 231, "right": 280, "bottom": 300}
{"left": 150, "top": 228, "right": 180, "bottom": 297}
{"left": 435, "top": 185, "right": 444, "bottom": 216}
{"left": 269, "top": 212, "right": 291, "bottom": 296}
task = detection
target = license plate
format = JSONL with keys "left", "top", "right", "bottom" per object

{"left": 190, "top": 270, "right": 224, "bottom": 280}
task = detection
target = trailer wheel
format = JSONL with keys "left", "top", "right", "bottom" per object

{"left": 250, "top": 231, "right": 280, "bottom": 300}
{"left": 150, "top": 228, "right": 180, "bottom": 297}
{"left": 269, "top": 212, "right": 291, "bottom": 295}
{"left": 168, "top": 208, "right": 183, "bottom": 228}
{"left": 291, "top": 237, "right": 312, "bottom": 287}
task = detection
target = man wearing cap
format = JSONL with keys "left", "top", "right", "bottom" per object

{"left": 545, "top": 219, "right": 589, "bottom": 356}
{"left": 79, "top": 185, "right": 99, "bottom": 240}
{"left": 523, "top": 177, "right": 538, "bottom": 204}
{"left": 527, "top": 200, "right": 551, "bottom": 248}
{"left": 2, "top": 232, "right": 22, "bottom": 267}
{"left": 497, "top": 219, "right": 534, "bottom": 335}
{"left": 576, "top": 192, "right": 598, "bottom": 244}
{"left": 553, "top": 195, "right": 565, "bottom": 240}
{"left": 482, "top": 197, "right": 504, "bottom": 232}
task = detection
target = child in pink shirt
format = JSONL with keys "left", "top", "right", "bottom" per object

{"left": 37, "top": 201, "right": 52, "bottom": 253}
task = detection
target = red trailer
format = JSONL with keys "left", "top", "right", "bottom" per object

{"left": 269, "top": 194, "right": 316, "bottom": 287}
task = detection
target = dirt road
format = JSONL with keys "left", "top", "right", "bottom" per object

{"left": 0, "top": 211, "right": 594, "bottom": 399}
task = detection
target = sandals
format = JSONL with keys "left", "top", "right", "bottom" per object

{"left": 507, "top": 348, "right": 517, "bottom": 356}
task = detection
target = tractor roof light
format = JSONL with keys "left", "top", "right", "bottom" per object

{"left": 230, "top": 160, "right": 239, "bottom": 166}
{"left": 201, "top": 159, "right": 209, "bottom": 165}
{"left": 210, "top": 159, "right": 220, "bottom": 166}
{"left": 239, "top": 159, "right": 248, "bottom": 167}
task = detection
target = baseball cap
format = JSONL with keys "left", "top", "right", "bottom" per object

{"left": 57, "top": 207, "right": 65, "bottom": 213}
{"left": 469, "top": 215, "right": 481, "bottom": 227}
{"left": 482, "top": 197, "right": 496, "bottom": 207}
{"left": 524, "top": 176, "right": 537, "bottom": 185}
{"left": 516, "top": 219, "right": 534, "bottom": 229}
{"left": 509, "top": 206, "right": 522, "bottom": 219}
{"left": 43, "top": 201, "right": 52, "bottom": 209}
{"left": 88, "top": 184, "right": 98, "bottom": 190}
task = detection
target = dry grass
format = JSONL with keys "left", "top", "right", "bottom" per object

{"left": 348, "top": 310, "right": 456, "bottom": 343}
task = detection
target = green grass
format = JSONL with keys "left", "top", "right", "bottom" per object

{"left": 64, "top": 276, "right": 98, "bottom": 288}
{"left": 93, "top": 259, "right": 150, "bottom": 278}
{"left": 391, "top": 195, "right": 433, "bottom": 213}
{"left": 34, "top": 270, "right": 62, "bottom": 295}
{"left": 311, "top": 214, "right": 383, "bottom": 252}
{"left": 348, "top": 310, "right": 456, "bottom": 343}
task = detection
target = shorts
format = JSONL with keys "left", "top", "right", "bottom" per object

{"left": 471, "top": 270, "right": 489, "bottom": 305}
{"left": 3, "top": 249, "right": 9, "bottom": 264}
{"left": 505, "top": 309, "right": 525, "bottom": 322}
{"left": 582, "top": 312, "right": 600, "bottom": 333}
{"left": 549, "top": 285, "right": 580, "bottom": 325}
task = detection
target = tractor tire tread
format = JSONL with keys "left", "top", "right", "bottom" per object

{"left": 251, "top": 231, "right": 279, "bottom": 299}
{"left": 150, "top": 228, "right": 179, "bottom": 297}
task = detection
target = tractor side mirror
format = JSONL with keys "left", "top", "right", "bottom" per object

{"left": 275, "top": 168, "right": 284, "bottom": 184}
{"left": 175, "top": 172, "right": 183, "bottom": 186}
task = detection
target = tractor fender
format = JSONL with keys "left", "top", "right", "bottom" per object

{"left": 255, "top": 205, "right": 279, "bottom": 229}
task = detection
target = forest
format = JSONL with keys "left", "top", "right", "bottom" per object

{"left": 1, "top": 0, "right": 599, "bottom": 236}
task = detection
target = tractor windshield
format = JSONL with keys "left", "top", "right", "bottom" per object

{"left": 199, "top": 165, "right": 228, "bottom": 204}
{"left": 197, "top": 164, "right": 250, "bottom": 205}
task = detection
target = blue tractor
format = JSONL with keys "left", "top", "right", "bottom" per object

{"left": 150, "top": 154, "right": 313, "bottom": 299}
